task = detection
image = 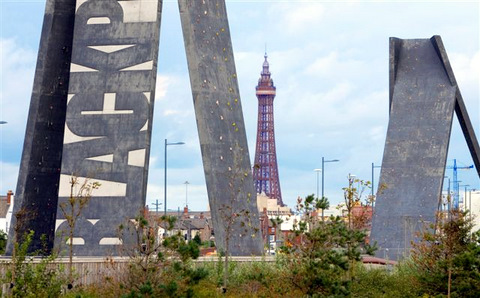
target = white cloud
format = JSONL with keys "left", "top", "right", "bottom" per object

{"left": 306, "top": 52, "right": 366, "bottom": 79}
{"left": 450, "top": 51, "right": 480, "bottom": 91}
{"left": 163, "top": 109, "right": 181, "bottom": 116}
{"left": 154, "top": 75, "right": 172, "bottom": 100}
{"left": 273, "top": 3, "right": 325, "bottom": 35}
{"left": 0, "top": 38, "right": 36, "bottom": 137}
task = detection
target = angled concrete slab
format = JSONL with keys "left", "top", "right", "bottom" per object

{"left": 7, "top": 0, "right": 76, "bottom": 254}
{"left": 371, "top": 36, "right": 480, "bottom": 261}
{"left": 178, "top": 0, "right": 263, "bottom": 255}
{"left": 53, "top": 0, "right": 163, "bottom": 255}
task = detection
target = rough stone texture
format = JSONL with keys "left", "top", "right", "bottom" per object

{"left": 53, "top": 0, "right": 163, "bottom": 256}
{"left": 6, "top": 0, "right": 76, "bottom": 254}
{"left": 371, "top": 36, "right": 480, "bottom": 261}
{"left": 178, "top": 0, "right": 263, "bottom": 256}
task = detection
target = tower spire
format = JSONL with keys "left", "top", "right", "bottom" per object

{"left": 261, "top": 53, "right": 270, "bottom": 77}
{"left": 253, "top": 54, "right": 283, "bottom": 205}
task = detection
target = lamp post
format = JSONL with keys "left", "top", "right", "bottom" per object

{"left": 371, "top": 163, "right": 381, "bottom": 198}
{"left": 184, "top": 181, "right": 190, "bottom": 207}
{"left": 469, "top": 189, "right": 475, "bottom": 225}
{"left": 454, "top": 180, "right": 462, "bottom": 210}
{"left": 313, "top": 169, "right": 321, "bottom": 199}
{"left": 321, "top": 157, "right": 339, "bottom": 199}
{"left": 460, "top": 184, "right": 470, "bottom": 211}
{"left": 164, "top": 139, "right": 185, "bottom": 216}
{"left": 348, "top": 174, "right": 356, "bottom": 186}
{"left": 0, "top": 121, "right": 7, "bottom": 125}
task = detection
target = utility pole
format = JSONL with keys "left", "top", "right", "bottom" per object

{"left": 184, "top": 181, "right": 190, "bottom": 207}
{"left": 371, "top": 162, "right": 381, "bottom": 199}
{"left": 152, "top": 199, "right": 162, "bottom": 214}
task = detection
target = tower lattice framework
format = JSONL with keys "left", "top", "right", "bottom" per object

{"left": 253, "top": 54, "right": 283, "bottom": 205}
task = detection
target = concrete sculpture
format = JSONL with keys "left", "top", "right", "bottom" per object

{"left": 371, "top": 36, "right": 480, "bottom": 260}
{"left": 8, "top": 0, "right": 262, "bottom": 256}
{"left": 179, "top": 0, "right": 263, "bottom": 255}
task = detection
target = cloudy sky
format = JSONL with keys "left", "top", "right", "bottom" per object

{"left": 1, "top": 0, "right": 479, "bottom": 212}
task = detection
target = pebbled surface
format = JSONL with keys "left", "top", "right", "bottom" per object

{"left": 178, "top": 0, "right": 263, "bottom": 256}
{"left": 53, "top": 0, "right": 162, "bottom": 256}
{"left": 371, "top": 37, "right": 457, "bottom": 261}
{"left": 7, "top": 0, "right": 76, "bottom": 255}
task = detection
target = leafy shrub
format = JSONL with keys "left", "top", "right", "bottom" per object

{"left": 93, "top": 213, "right": 207, "bottom": 297}
{"left": 3, "top": 231, "right": 66, "bottom": 298}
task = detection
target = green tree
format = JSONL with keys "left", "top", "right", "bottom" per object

{"left": 342, "top": 175, "right": 373, "bottom": 230}
{"left": 411, "top": 210, "right": 480, "bottom": 297}
{"left": 0, "top": 230, "right": 7, "bottom": 254}
{"left": 316, "top": 196, "right": 330, "bottom": 222}
{"left": 193, "top": 233, "right": 202, "bottom": 246}
{"left": 3, "top": 231, "right": 66, "bottom": 298}
{"left": 102, "top": 211, "right": 206, "bottom": 297}
{"left": 58, "top": 175, "right": 100, "bottom": 286}
{"left": 280, "top": 195, "right": 373, "bottom": 296}
{"left": 217, "top": 143, "right": 260, "bottom": 292}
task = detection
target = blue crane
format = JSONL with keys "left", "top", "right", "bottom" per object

{"left": 446, "top": 159, "right": 473, "bottom": 209}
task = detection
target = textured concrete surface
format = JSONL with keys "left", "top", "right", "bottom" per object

{"left": 6, "top": 0, "right": 76, "bottom": 254}
{"left": 371, "top": 36, "right": 480, "bottom": 261}
{"left": 53, "top": 0, "right": 162, "bottom": 256}
{"left": 179, "top": 0, "right": 263, "bottom": 256}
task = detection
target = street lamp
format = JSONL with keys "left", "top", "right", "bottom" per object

{"left": 469, "top": 189, "right": 475, "bottom": 225}
{"left": 460, "top": 184, "right": 470, "bottom": 211}
{"left": 0, "top": 121, "right": 7, "bottom": 125}
{"left": 443, "top": 176, "right": 450, "bottom": 212}
{"left": 184, "top": 181, "right": 190, "bottom": 207}
{"left": 164, "top": 139, "right": 185, "bottom": 216}
{"left": 313, "top": 169, "right": 322, "bottom": 199}
{"left": 371, "top": 163, "right": 381, "bottom": 197}
{"left": 322, "top": 157, "right": 339, "bottom": 199}
{"left": 348, "top": 174, "right": 356, "bottom": 189}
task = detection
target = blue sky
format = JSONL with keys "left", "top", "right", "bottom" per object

{"left": 1, "top": 0, "right": 479, "bottom": 211}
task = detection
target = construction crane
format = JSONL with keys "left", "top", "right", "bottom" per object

{"left": 446, "top": 159, "right": 473, "bottom": 209}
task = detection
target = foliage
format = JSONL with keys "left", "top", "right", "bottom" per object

{"left": 217, "top": 143, "right": 260, "bottom": 291}
{"left": 279, "top": 195, "right": 374, "bottom": 296}
{"left": 350, "top": 262, "right": 419, "bottom": 298}
{"left": 195, "top": 259, "right": 300, "bottom": 297}
{"left": 2, "top": 231, "right": 66, "bottom": 298}
{"left": 96, "top": 212, "right": 206, "bottom": 297}
{"left": 341, "top": 176, "right": 374, "bottom": 231}
{"left": 193, "top": 234, "right": 202, "bottom": 246}
{"left": 317, "top": 196, "right": 330, "bottom": 222}
{"left": 410, "top": 210, "right": 480, "bottom": 297}
{"left": 0, "top": 230, "right": 7, "bottom": 254}
{"left": 58, "top": 175, "right": 100, "bottom": 284}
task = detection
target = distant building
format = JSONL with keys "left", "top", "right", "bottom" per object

{"left": 149, "top": 207, "right": 212, "bottom": 244}
{"left": 462, "top": 190, "right": 480, "bottom": 232}
{"left": 0, "top": 190, "right": 14, "bottom": 235}
{"left": 257, "top": 193, "right": 292, "bottom": 252}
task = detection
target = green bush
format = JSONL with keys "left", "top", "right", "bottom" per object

{"left": 410, "top": 211, "right": 480, "bottom": 297}
{"left": 93, "top": 214, "right": 207, "bottom": 297}
{"left": 0, "top": 230, "right": 7, "bottom": 255}
{"left": 3, "top": 231, "right": 66, "bottom": 298}
{"left": 351, "top": 263, "right": 419, "bottom": 297}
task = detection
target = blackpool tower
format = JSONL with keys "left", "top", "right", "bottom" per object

{"left": 253, "top": 54, "right": 283, "bottom": 205}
